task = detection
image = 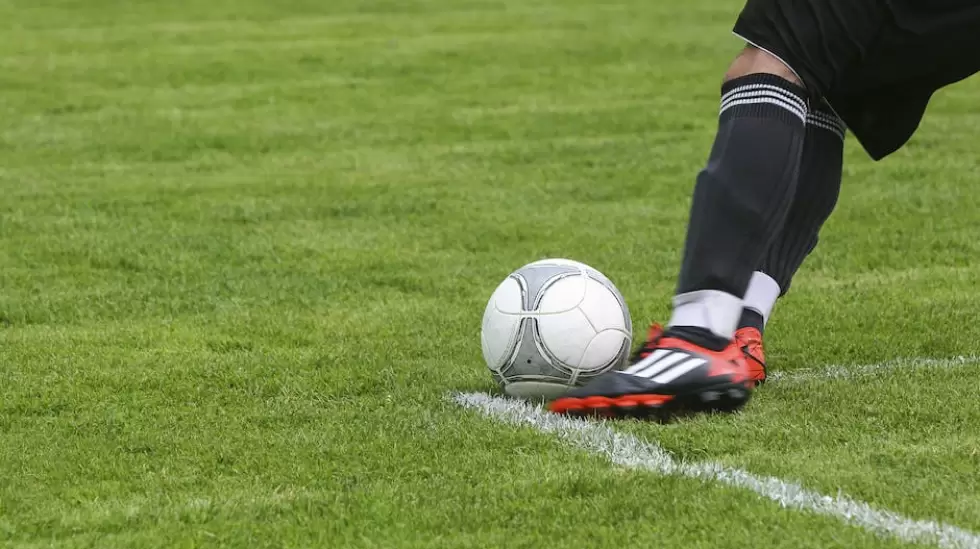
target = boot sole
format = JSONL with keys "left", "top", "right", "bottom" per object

{"left": 548, "top": 382, "right": 753, "bottom": 421}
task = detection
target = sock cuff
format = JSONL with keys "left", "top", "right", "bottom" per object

{"left": 806, "top": 103, "right": 846, "bottom": 140}
{"left": 720, "top": 74, "right": 809, "bottom": 124}
{"left": 668, "top": 290, "right": 743, "bottom": 340}
{"left": 742, "top": 271, "right": 781, "bottom": 325}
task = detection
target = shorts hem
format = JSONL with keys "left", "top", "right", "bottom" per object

{"left": 732, "top": 31, "right": 806, "bottom": 87}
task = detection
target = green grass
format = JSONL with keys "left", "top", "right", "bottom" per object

{"left": 2, "top": 0, "right": 979, "bottom": 547}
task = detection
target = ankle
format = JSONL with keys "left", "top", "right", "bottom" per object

{"left": 663, "top": 326, "right": 730, "bottom": 352}
{"left": 737, "top": 308, "right": 765, "bottom": 334}
{"left": 668, "top": 290, "right": 743, "bottom": 340}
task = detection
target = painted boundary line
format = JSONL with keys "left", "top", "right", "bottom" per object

{"left": 769, "top": 355, "right": 980, "bottom": 384}
{"left": 452, "top": 391, "right": 980, "bottom": 549}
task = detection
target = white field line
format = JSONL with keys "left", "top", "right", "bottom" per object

{"left": 452, "top": 391, "right": 980, "bottom": 549}
{"left": 768, "top": 355, "right": 980, "bottom": 384}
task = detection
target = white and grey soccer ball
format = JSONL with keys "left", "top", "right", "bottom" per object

{"left": 480, "top": 258, "right": 632, "bottom": 400}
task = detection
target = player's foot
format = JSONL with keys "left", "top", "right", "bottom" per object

{"left": 548, "top": 324, "right": 755, "bottom": 420}
{"left": 734, "top": 326, "right": 767, "bottom": 385}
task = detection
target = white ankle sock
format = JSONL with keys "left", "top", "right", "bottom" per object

{"left": 743, "top": 271, "right": 781, "bottom": 326}
{"left": 668, "top": 290, "right": 743, "bottom": 340}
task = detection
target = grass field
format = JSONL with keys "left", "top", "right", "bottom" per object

{"left": 2, "top": 1, "right": 980, "bottom": 547}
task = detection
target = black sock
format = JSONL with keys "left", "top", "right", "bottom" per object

{"left": 737, "top": 308, "right": 766, "bottom": 334}
{"left": 759, "top": 101, "right": 845, "bottom": 293}
{"left": 676, "top": 74, "right": 809, "bottom": 298}
{"left": 663, "top": 326, "right": 730, "bottom": 352}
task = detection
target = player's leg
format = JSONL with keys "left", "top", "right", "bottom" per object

{"left": 665, "top": 46, "right": 809, "bottom": 353}
{"left": 735, "top": 101, "right": 846, "bottom": 373}
{"left": 738, "top": 100, "right": 846, "bottom": 345}
{"left": 548, "top": 0, "right": 894, "bottom": 419}
{"left": 548, "top": 46, "right": 811, "bottom": 418}
{"left": 738, "top": 3, "right": 980, "bottom": 341}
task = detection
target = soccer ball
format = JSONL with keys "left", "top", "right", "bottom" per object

{"left": 480, "top": 258, "right": 632, "bottom": 400}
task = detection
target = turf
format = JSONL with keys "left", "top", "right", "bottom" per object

{"left": 2, "top": 0, "right": 979, "bottom": 547}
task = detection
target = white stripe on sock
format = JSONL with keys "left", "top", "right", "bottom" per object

{"left": 808, "top": 110, "right": 846, "bottom": 136}
{"left": 721, "top": 87, "right": 806, "bottom": 109}
{"left": 720, "top": 97, "right": 806, "bottom": 123}
{"left": 809, "top": 110, "right": 845, "bottom": 127}
{"left": 807, "top": 119, "right": 846, "bottom": 140}
{"left": 721, "top": 83, "right": 806, "bottom": 110}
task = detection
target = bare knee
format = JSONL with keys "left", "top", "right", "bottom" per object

{"left": 724, "top": 46, "right": 804, "bottom": 87}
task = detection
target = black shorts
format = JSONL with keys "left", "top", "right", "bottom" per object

{"left": 734, "top": 0, "right": 980, "bottom": 160}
